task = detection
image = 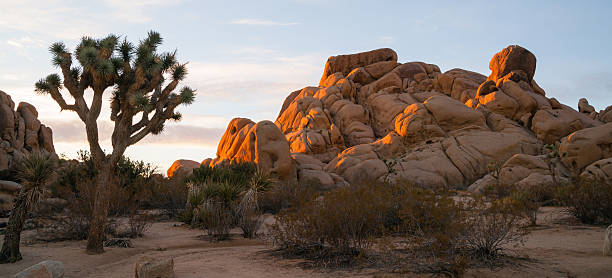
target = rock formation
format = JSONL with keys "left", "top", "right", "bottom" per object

{"left": 167, "top": 159, "right": 200, "bottom": 178}
{"left": 0, "top": 90, "right": 56, "bottom": 171}
{"left": 171, "top": 45, "right": 611, "bottom": 189}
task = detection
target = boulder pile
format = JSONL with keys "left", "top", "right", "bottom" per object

{"left": 171, "top": 45, "right": 612, "bottom": 189}
{"left": 0, "top": 90, "right": 56, "bottom": 171}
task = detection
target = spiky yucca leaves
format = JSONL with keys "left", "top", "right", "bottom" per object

{"left": 0, "top": 152, "right": 56, "bottom": 264}
{"left": 17, "top": 152, "right": 55, "bottom": 209}
{"left": 35, "top": 31, "right": 196, "bottom": 254}
{"left": 236, "top": 171, "right": 274, "bottom": 238}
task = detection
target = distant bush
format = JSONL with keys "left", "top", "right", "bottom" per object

{"left": 558, "top": 177, "right": 612, "bottom": 225}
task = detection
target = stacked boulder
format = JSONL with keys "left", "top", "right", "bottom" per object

{"left": 172, "top": 45, "right": 611, "bottom": 189}
{"left": 0, "top": 90, "right": 55, "bottom": 171}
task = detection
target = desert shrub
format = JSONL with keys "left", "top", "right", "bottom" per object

{"left": 481, "top": 181, "right": 558, "bottom": 226}
{"left": 506, "top": 183, "right": 555, "bottom": 226}
{"left": 52, "top": 150, "right": 159, "bottom": 216}
{"left": 127, "top": 212, "right": 153, "bottom": 238}
{"left": 272, "top": 182, "right": 395, "bottom": 265}
{"left": 142, "top": 176, "right": 187, "bottom": 217}
{"left": 271, "top": 180, "right": 530, "bottom": 274}
{"left": 558, "top": 177, "right": 612, "bottom": 225}
{"left": 259, "top": 179, "right": 322, "bottom": 214}
{"left": 462, "top": 197, "right": 528, "bottom": 261}
{"left": 187, "top": 162, "right": 256, "bottom": 186}
{"left": 197, "top": 199, "right": 234, "bottom": 241}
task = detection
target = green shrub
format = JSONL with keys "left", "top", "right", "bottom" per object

{"left": 188, "top": 162, "right": 256, "bottom": 186}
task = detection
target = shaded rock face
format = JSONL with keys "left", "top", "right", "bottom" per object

{"left": 0, "top": 90, "right": 56, "bottom": 171}
{"left": 179, "top": 45, "right": 610, "bottom": 189}
{"left": 0, "top": 180, "right": 22, "bottom": 214}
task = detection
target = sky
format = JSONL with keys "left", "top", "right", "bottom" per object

{"left": 1, "top": 0, "right": 611, "bottom": 173}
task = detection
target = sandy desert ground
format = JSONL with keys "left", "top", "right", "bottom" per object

{"left": 1, "top": 207, "right": 611, "bottom": 278}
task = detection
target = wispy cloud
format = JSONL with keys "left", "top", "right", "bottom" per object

{"left": 48, "top": 118, "right": 225, "bottom": 147}
{"left": 103, "top": 0, "right": 182, "bottom": 23}
{"left": 230, "top": 18, "right": 299, "bottom": 26}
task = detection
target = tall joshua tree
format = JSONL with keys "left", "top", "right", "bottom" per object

{"left": 0, "top": 152, "right": 55, "bottom": 263}
{"left": 35, "top": 31, "right": 195, "bottom": 253}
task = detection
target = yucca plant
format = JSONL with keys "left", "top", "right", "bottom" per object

{"left": 236, "top": 171, "right": 273, "bottom": 238}
{"left": 35, "top": 31, "right": 195, "bottom": 253}
{"left": 0, "top": 152, "right": 56, "bottom": 263}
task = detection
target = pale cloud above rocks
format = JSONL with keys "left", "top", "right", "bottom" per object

{"left": 230, "top": 18, "right": 300, "bottom": 26}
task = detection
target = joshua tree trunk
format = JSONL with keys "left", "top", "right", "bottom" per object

{"left": 0, "top": 189, "right": 27, "bottom": 263}
{"left": 86, "top": 163, "right": 114, "bottom": 253}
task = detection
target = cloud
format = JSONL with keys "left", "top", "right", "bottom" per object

{"left": 0, "top": 1, "right": 104, "bottom": 40}
{"left": 103, "top": 0, "right": 182, "bottom": 23}
{"left": 48, "top": 118, "right": 225, "bottom": 147}
{"left": 229, "top": 18, "right": 299, "bottom": 26}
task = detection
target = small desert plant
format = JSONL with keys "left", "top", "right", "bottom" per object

{"left": 127, "top": 211, "right": 153, "bottom": 238}
{"left": 236, "top": 170, "right": 273, "bottom": 238}
{"left": 558, "top": 177, "right": 612, "bottom": 225}
{"left": 197, "top": 199, "right": 234, "bottom": 240}
{"left": 0, "top": 152, "right": 56, "bottom": 263}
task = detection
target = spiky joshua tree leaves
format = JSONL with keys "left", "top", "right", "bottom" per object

{"left": 35, "top": 31, "right": 195, "bottom": 253}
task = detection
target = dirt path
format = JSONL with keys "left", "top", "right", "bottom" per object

{"left": 1, "top": 208, "right": 611, "bottom": 277}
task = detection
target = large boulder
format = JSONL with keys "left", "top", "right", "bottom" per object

{"left": 208, "top": 119, "right": 297, "bottom": 184}
{"left": 14, "top": 260, "right": 64, "bottom": 278}
{"left": 135, "top": 257, "right": 174, "bottom": 278}
{"left": 487, "top": 45, "right": 536, "bottom": 83}
{"left": 604, "top": 225, "right": 612, "bottom": 256}
{"left": 560, "top": 123, "right": 612, "bottom": 171}
{"left": 0, "top": 180, "right": 21, "bottom": 213}
{"left": 319, "top": 48, "right": 397, "bottom": 86}
{"left": 166, "top": 159, "right": 200, "bottom": 178}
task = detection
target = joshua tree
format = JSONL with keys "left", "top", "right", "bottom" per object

{"left": 35, "top": 31, "right": 195, "bottom": 253}
{"left": 0, "top": 152, "right": 55, "bottom": 263}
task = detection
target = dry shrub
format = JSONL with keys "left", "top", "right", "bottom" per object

{"left": 271, "top": 181, "right": 530, "bottom": 274}
{"left": 259, "top": 179, "right": 322, "bottom": 214}
{"left": 462, "top": 197, "right": 528, "bottom": 261}
{"left": 481, "top": 181, "right": 557, "bottom": 226}
{"left": 143, "top": 175, "right": 187, "bottom": 217}
{"left": 127, "top": 212, "right": 153, "bottom": 238}
{"left": 197, "top": 200, "right": 234, "bottom": 241}
{"left": 271, "top": 183, "right": 395, "bottom": 265}
{"left": 558, "top": 177, "right": 612, "bottom": 225}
